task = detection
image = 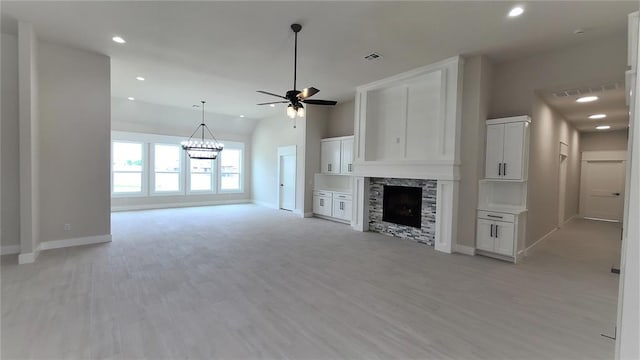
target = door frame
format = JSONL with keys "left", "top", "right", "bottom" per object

{"left": 277, "top": 145, "right": 296, "bottom": 211}
{"left": 579, "top": 150, "right": 627, "bottom": 221}
{"left": 558, "top": 142, "right": 568, "bottom": 227}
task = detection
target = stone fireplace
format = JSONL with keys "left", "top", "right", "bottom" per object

{"left": 369, "top": 178, "right": 437, "bottom": 246}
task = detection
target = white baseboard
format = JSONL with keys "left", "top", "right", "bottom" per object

{"left": 112, "top": 199, "right": 251, "bottom": 212}
{"left": 39, "top": 234, "right": 112, "bottom": 251}
{"left": 561, "top": 214, "right": 578, "bottom": 227}
{"left": 455, "top": 244, "right": 475, "bottom": 256}
{"left": 1, "top": 244, "right": 20, "bottom": 255}
{"left": 18, "top": 250, "right": 39, "bottom": 264}
{"left": 252, "top": 200, "right": 278, "bottom": 209}
{"left": 523, "top": 227, "right": 558, "bottom": 256}
{"left": 303, "top": 212, "right": 314, "bottom": 218}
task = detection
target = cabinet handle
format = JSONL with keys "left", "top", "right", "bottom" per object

{"left": 490, "top": 224, "right": 494, "bottom": 238}
{"left": 495, "top": 224, "right": 499, "bottom": 238}
{"left": 498, "top": 163, "right": 502, "bottom": 176}
{"left": 503, "top": 163, "right": 507, "bottom": 176}
{"left": 487, "top": 214, "right": 503, "bottom": 219}
{"left": 320, "top": 199, "right": 324, "bottom": 206}
{"left": 328, "top": 164, "right": 331, "bottom": 172}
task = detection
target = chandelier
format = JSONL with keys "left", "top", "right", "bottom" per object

{"left": 181, "top": 101, "right": 224, "bottom": 160}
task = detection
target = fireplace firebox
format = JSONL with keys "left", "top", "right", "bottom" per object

{"left": 382, "top": 185, "right": 422, "bottom": 228}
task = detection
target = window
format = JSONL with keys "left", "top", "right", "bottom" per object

{"left": 153, "top": 144, "right": 182, "bottom": 193}
{"left": 188, "top": 158, "right": 215, "bottom": 192}
{"left": 220, "top": 148, "right": 242, "bottom": 192}
{"left": 112, "top": 141, "right": 144, "bottom": 194}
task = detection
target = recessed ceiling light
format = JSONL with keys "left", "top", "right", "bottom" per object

{"left": 508, "top": 6, "right": 524, "bottom": 17}
{"left": 576, "top": 95, "right": 598, "bottom": 103}
{"left": 127, "top": 97, "right": 135, "bottom": 101}
{"left": 136, "top": 76, "right": 145, "bottom": 81}
{"left": 589, "top": 114, "right": 607, "bottom": 119}
{"left": 269, "top": 104, "right": 275, "bottom": 107}
{"left": 596, "top": 125, "right": 610, "bottom": 130}
{"left": 112, "top": 36, "right": 126, "bottom": 44}
{"left": 239, "top": 115, "right": 245, "bottom": 118}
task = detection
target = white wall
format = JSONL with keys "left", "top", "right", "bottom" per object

{"left": 526, "top": 95, "right": 581, "bottom": 247}
{"left": 327, "top": 100, "right": 355, "bottom": 137}
{"left": 37, "top": 40, "right": 111, "bottom": 243}
{"left": 1, "top": 33, "right": 20, "bottom": 252}
{"left": 251, "top": 113, "right": 307, "bottom": 213}
{"left": 304, "top": 106, "right": 329, "bottom": 214}
{"left": 580, "top": 129, "right": 629, "bottom": 152}
{"left": 18, "top": 22, "right": 40, "bottom": 257}
{"left": 111, "top": 98, "right": 252, "bottom": 209}
{"left": 457, "top": 55, "right": 493, "bottom": 248}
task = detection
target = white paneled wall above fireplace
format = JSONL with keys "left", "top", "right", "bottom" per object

{"left": 353, "top": 56, "right": 464, "bottom": 180}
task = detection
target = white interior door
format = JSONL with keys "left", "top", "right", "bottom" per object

{"left": 279, "top": 154, "right": 296, "bottom": 211}
{"left": 581, "top": 157, "right": 626, "bottom": 221}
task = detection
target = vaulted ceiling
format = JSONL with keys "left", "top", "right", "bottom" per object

{"left": 2, "top": 1, "right": 637, "bottom": 121}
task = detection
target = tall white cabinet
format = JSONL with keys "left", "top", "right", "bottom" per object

{"left": 314, "top": 136, "right": 355, "bottom": 224}
{"left": 476, "top": 116, "right": 531, "bottom": 263}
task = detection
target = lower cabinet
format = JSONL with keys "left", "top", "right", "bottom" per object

{"left": 313, "top": 190, "right": 352, "bottom": 223}
{"left": 475, "top": 210, "right": 524, "bottom": 263}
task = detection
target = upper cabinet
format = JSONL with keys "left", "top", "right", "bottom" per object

{"left": 321, "top": 136, "right": 354, "bottom": 175}
{"left": 484, "top": 116, "right": 531, "bottom": 181}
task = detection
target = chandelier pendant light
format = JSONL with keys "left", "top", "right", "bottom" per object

{"left": 181, "top": 101, "right": 224, "bottom": 160}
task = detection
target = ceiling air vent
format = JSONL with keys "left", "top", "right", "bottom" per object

{"left": 552, "top": 82, "right": 622, "bottom": 98}
{"left": 364, "top": 52, "right": 383, "bottom": 61}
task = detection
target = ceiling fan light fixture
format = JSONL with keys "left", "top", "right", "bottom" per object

{"left": 287, "top": 104, "right": 297, "bottom": 119}
{"left": 296, "top": 104, "right": 305, "bottom": 118}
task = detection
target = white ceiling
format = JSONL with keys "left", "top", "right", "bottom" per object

{"left": 539, "top": 80, "right": 629, "bottom": 132}
{"left": 1, "top": 1, "right": 637, "bottom": 121}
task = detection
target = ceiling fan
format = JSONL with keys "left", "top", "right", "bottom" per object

{"left": 257, "top": 23, "right": 337, "bottom": 119}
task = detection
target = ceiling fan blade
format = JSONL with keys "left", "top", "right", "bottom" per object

{"left": 257, "top": 90, "right": 287, "bottom": 99}
{"left": 302, "top": 99, "right": 338, "bottom": 106}
{"left": 257, "top": 101, "right": 290, "bottom": 106}
{"left": 298, "top": 87, "right": 319, "bottom": 99}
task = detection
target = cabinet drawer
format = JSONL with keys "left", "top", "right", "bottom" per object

{"left": 333, "top": 193, "right": 352, "bottom": 201}
{"left": 477, "top": 211, "right": 514, "bottom": 223}
{"left": 313, "top": 190, "right": 332, "bottom": 197}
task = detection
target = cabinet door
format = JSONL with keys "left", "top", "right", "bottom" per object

{"left": 321, "top": 140, "right": 341, "bottom": 174}
{"left": 476, "top": 219, "right": 495, "bottom": 251}
{"left": 494, "top": 222, "right": 515, "bottom": 256}
{"left": 332, "top": 199, "right": 343, "bottom": 219}
{"left": 313, "top": 195, "right": 322, "bottom": 214}
{"left": 502, "top": 122, "right": 525, "bottom": 180}
{"left": 340, "top": 138, "right": 354, "bottom": 174}
{"left": 341, "top": 200, "right": 352, "bottom": 221}
{"left": 320, "top": 196, "right": 333, "bottom": 216}
{"left": 485, "top": 124, "right": 505, "bottom": 179}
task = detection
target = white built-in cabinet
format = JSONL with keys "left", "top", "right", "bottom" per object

{"left": 313, "top": 190, "right": 352, "bottom": 223}
{"left": 485, "top": 117, "right": 530, "bottom": 180}
{"left": 476, "top": 116, "right": 531, "bottom": 263}
{"left": 321, "top": 136, "right": 354, "bottom": 175}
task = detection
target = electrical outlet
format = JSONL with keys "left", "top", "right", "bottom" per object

{"left": 64, "top": 224, "right": 71, "bottom": 231}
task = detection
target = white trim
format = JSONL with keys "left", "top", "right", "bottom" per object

{"left": 277, "top": 145, "right": 297, "bottom": 211}
{"left": 434, "top": 180, "right": 458, "bottom": 254}
{"left": 561, "top": 214, "right": 577, "bottom": 227}
{"left": 18, "top": 250, "right": 39, "bottom": 264}
{"left": 486, "top": 115, "right": 531, "bottom": 126}
{"left": 1, "top": 245, "right": 20, "bottom": 255}
{"left": 252, "top": 200, "right": 278, "bottom": 209}
{"left": 583, "top": 216, "right": 621, "bottom": 223}
{"left": 112, "top": 199, "right": 251, "bottom": 212}
{"left": 303, "top": 212, "right": 313, "bottom": 218}
{"left": 455, "top": 244, "right": 475, "bottom": 256}
{"left": 523, "top": 227, "right": 558, "bottom": 257}
{"left": 353, "top": 162, "right": 460, "bottom": 181}
{"left": 39, "top": 234, "right": 111, "bottom": 251}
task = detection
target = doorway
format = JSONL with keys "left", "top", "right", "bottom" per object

{"left": 558, "top": 142, "right": 568, "bottom": 227}
{"left": 579, "top": 151, "right": 626, "bottom": 222}
{"left": 277, "top": 145, "right": 296, "bottom": 211}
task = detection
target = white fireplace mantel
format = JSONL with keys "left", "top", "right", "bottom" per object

{"left": 351, "top": 56, "right": 464, "bottom": 254}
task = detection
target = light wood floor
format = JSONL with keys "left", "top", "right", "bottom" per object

{"left": 1, "top": 205, "right": 621, "bottom": 359}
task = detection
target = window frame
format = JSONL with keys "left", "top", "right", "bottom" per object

{"left": 150, "top": 142, "right": 184, "bottom": 196}
{"left": 186, "top": 156, "right": 217, "bottom": 195}
{"left": 217, "top": 143, "right": 244, "bottom": 194}
{"left": 111, "top": 140, "right": 148, "bottom": 197}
